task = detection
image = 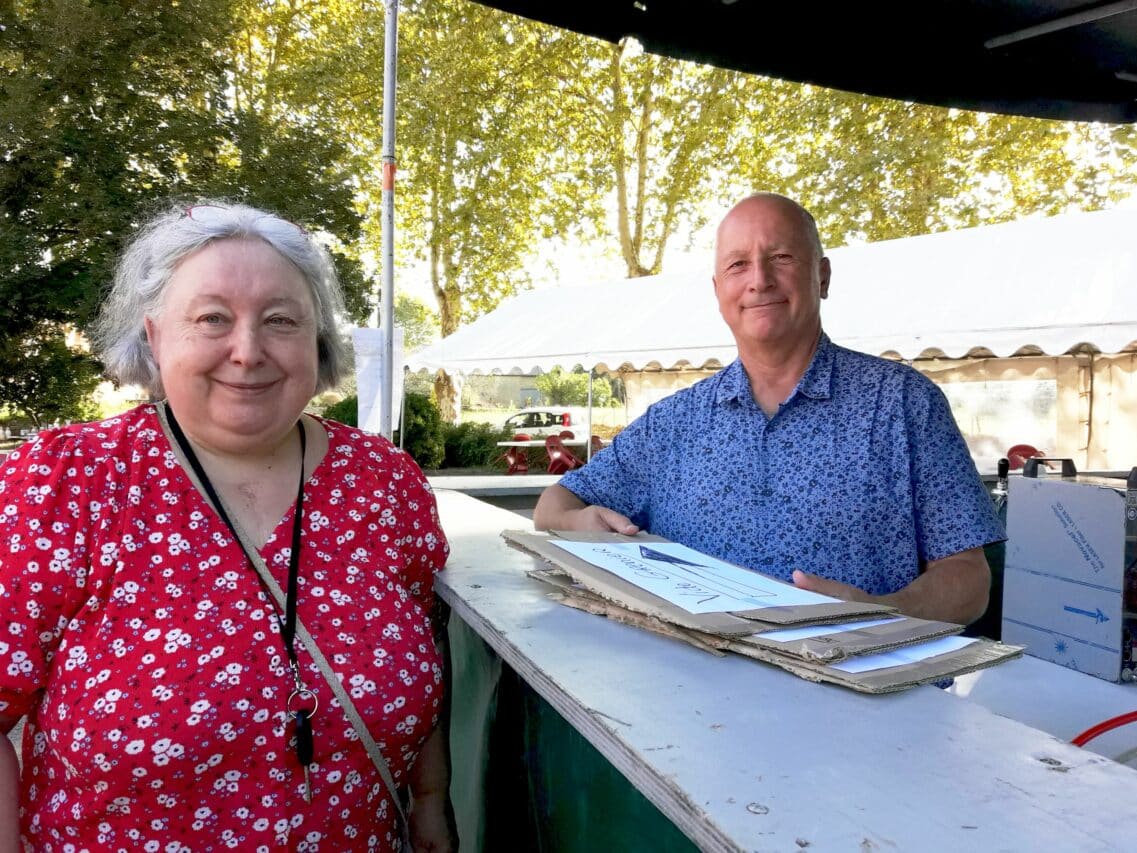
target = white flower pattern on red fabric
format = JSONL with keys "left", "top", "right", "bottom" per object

{"left": 0, "top": 405, "right": 449, "bottom": 851}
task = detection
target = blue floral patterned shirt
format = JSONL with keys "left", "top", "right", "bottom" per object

{"left": 560, "top": 333, "right": 1004, "bottom": 595}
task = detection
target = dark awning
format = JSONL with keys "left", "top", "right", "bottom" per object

{"left": 473, "top": 0, "right": 1137, "bottom": 123}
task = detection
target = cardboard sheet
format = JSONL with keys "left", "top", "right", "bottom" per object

{"left": 509, "top": 530, "right": 1023, "bottom": 693}
{"left": 507, "top": 529, "right": 893, "bottom": 631}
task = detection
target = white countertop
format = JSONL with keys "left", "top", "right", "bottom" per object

{"left": 434, "top": 488, "right": 1137, "bottom": 853}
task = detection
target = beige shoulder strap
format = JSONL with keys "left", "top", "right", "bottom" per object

{"left": 155, "top": 403, "right": 410, "bottom": 840}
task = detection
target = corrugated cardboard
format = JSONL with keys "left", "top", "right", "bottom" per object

{"left": 1002, "top": 468, "right": 1137, "bottom": 683}
{"left": 743, "top": 617, "right": 963, "bottom": 663}
{"left": 508, "top": 530, "right": 1022, "bottom": 693}
{"left": 508, "top": 529, "right": 894, "bottom": 633}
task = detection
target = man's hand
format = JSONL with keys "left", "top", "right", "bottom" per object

{"left": 792, "top": 547, "right": 991, "bottom": 625}
{"left": 791, "top": 569, "right": 875, "bottom": 604}
{"left": 558, "top": 504, "right": 640, "bottom": 535}
{"left": 533, "top": 484, "right": 639, "bottom": 535}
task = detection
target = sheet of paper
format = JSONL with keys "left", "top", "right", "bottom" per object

{"left": 829, "top": 635, "right": 976, "bottom": 673}
{"left": 755, "top": 617, "right": 905, "bottom": 642}
{"left": 547, "top": 540, "right": 841, "bottom": 614}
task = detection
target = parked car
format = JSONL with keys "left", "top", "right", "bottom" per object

{"left": 502, "top": 408, "right": 580, "bottom": 437}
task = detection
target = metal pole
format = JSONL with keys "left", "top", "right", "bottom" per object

{"left": 586, "top": 367, "right": 594, "bottom": 460}
{"left": 398, "top": 368, "right": 408, "bottom": 449}
{"left": 379, "top": 0, "right": 399, "bottom": 439}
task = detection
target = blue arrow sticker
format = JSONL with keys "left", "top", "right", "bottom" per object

{"left": 1063, "top": 604, "right": 1109, "bottom": 623}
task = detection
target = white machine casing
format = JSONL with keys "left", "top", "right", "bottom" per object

{"left": 1002, "top": 461, "right": 1137, "bottom": 682}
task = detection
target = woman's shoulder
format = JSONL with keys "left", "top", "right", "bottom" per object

{"left": 1, "top": 404, "right": 162, "bottom": 485}
{"left": 315, "top": 416, "right": 425, "bottom": 477}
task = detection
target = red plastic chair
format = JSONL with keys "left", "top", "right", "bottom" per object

{"left": 590, "top": 435, "right": 603, "bottom": 456}
{"left": 498, "top": 446, "right": 529, "bottom": 475}
{"left": 1006, "top": 443, "right": 1043, "bottom": 471}
{"left": 559, "top": 429, "right": 575, "bottom": 439}
{"left": 513, "top": 433, "right": 531, "bottom": 442}
{"left": 545, "top": 435, "right": 583, "bottom": 474}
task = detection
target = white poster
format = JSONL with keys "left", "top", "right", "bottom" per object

{"left": 547, "top": 540, "right": 841, "bottom": 615}
{"left": 351, "top": 326, "right": 404, "bottom": 435}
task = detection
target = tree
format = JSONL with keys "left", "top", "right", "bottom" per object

{"left": 2, "top": 0, "right": 234, "bottom": 353}
{"left": 555, "top": 40, "right": 763, "bottom": 278}
{"left": 1, "top": 0, "right": 234, "bottom": 417}
{"left": 222, "top": 0, "right": 372, "bottom": 319}
{"left": 0, "top": 324, "right": 102, "bottom": 427}
{"left": 33, "top": 0, "right": 1130, "bottom": 433}
{"left": 278, "top": 1, "right": 608, "bottom": 418}
{"left": 736, "top": 82, "right": 1137, "bottom": 247}
{"left": 390, "top": 3, "right": 609, "bottom": 418}
{"left": 1, "top": 0, "right": 370, "bottom": 419}
{"left": 397, "top": 391, "right": 445, "bottom": 469}
{"left": 259, "top": 1, "right": 1137, "bottom": 422}
{"left": 535, "top": 367, "right": 612, "bottom": 408}
{"left": 394, "top": 293, "right": 440, "bottom": 353}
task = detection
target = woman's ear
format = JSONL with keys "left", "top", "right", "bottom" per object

{"left": 143, "top": 316, "right": 159, "bottom": 363}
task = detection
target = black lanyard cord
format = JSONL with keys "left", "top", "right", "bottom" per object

{"left": 163, "top": 403, "right": 307, "bottom": 683}
{"left": 163, "top": 402, "right": 317, "bottom": 799}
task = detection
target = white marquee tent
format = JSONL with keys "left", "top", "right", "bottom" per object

{"left": 406, "top": 207, "right": 1137, "bottom": 470}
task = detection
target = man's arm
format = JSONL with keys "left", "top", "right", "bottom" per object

{"left": 532, "top": 484, "right": 640, "bottom": 535}
{"left": 792, "top": 546, "right": 991, "bottom": 625}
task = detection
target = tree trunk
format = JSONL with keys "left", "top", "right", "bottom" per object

{"left": 433, "top": 370, "right": 460, "bottom": 423}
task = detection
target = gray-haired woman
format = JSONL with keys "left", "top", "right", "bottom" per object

{"left": 0, "top": 201, "right": 456, "bottom": 852}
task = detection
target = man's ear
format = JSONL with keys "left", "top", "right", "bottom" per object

{"left": 818, "top": 257, "right": 831, "bottom": 300}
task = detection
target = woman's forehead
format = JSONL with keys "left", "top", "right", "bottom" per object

{"left": 165, "top": 238, "right": 312, "bottom": 304}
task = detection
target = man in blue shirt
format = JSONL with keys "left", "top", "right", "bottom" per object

{"left": 534, "top": 193, "right": 1003, "bottom": 625}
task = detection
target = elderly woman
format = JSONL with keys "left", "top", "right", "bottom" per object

{"left": 0, "top": 202, "right": 454, "bottom": 852}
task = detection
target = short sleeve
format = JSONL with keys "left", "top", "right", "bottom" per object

{"left": 0, "top": 433, "right": 102, "bottom": 720}
{"left": 388, "top": 449, "right": 449, "bottom": 609}
{"left": 906, "top": 375, "right": 1005, "bottom": 561}
{"left": 558, "top": 413, "right": 654, "bottom": 528}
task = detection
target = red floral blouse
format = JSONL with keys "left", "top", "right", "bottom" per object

{"left": 0, "top": 405, "right": 449, "bottom": 851}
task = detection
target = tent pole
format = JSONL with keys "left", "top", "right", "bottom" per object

{"left": 586, "top": 367, "right": 594, "bottom": 460}
{"left": 378, "top": 0, "right": 399, "bottom": 439}
{"left": 622, "top": 368, "right": 629, "bottom": 426}
{"left": 398, "top": 367, "right": 408, "bottom": 449}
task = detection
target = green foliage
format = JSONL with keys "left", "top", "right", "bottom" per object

{"left": 535, "top": 368, "right": 613, "bottom": 407}
{"left": 739, "top": 83, "right": 1137, "bottom": 246}
{"left": 180, "top": 0, "right": 1137, "bottom": 421}
{"left": 1, "top": 0, "right": 235, "bottom": 347}
{"left": 443, "top": 420, "right": 507, "bottom": 469}
{"left": 1, "top": 0, "right": 369, "bottom": 411}
{"left": 321, "top": 395, "right": 358, "bottom": 426}
{"left": 315, "top": 395, "right": 505, "bottom": 470}
{"left": 0, "top": 325, "right": 102, "bottom": 427}
{"left": 555, "top": 42, "right": 759, "bottom": 277}
{"left": 307, "top": 1, "right": 605, "bottom": 341}
{"left": 6, "top": 0, "right": 1137, "bottom": 435}
{"left": 397, "top": 392, "right": 446, "bottom": 470}
{"left": 395, "top": 294, "right": 441, "bottom": 353}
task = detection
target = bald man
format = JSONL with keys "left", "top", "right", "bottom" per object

{"left": 534, "top": 193, "right": 1001, "bottom": 625}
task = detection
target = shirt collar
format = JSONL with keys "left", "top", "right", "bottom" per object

{"left": 797, "top": 331, "right": 835, "bottom": 401}
{"left": 715, "top": 331, "right": 835, "bottom": 405}
{"left": 715, "top": 359, "right": 752, "bottom": 404}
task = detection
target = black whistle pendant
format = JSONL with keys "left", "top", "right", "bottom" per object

{"left": 293, "top": 709, "right": 314, "bottom": 764}
{"left": 293, "top": 709, "right": 314, "bottom": 801}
